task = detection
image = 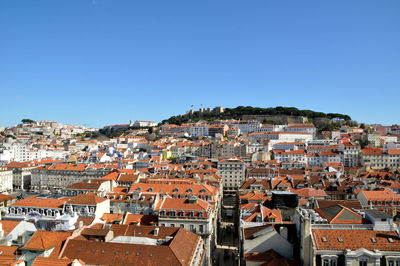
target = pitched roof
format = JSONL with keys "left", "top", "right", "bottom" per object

{"left": 290, "top": 188, "right": 326, "bottom": 198}
{"left": 0, "top": 221, "right": 21, "bottom": 236}
{"left": 0, "top": 194, "right": 15, "bottom": 202}
{"left": 316, "top": 205, "right": 365, "bottom": 224}
{"left": 60, "top": 227, "right": 200, "bottom": 266}
{"left": 21, "top": 231, "right": 71, "bottom": 251}
{"left": 360, "top": 188, "right": 400, "bottom": 201}
{"left": 32, "top": 257, "right": 82, "bottom": 266}
{"left": 244, "top": 249, "right": 300, "bottom": 266}
{"left": 66, "top": 182, "right": 101, "bottom": 190}
{"left": 312, "top": 229, "right": 400, "bottom": 251}
{"left": 159, "top": 197, "right": 209, "bottom": 211}
{"left": 316, "top": 200, "right": 362, "bottom": 209}
{"left": 67, "top": 193, "right": 107, "bottom": 205}
{"left": 11, "top": 196, "right": 68, "bottom": 209}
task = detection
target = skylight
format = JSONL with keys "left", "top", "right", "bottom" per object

{"left": 371, "top": 238, "right": 377, "bottom": 243}
{"left": 338, "top": 237, "right": 343, "bottom": 243}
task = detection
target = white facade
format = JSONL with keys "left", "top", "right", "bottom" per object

{"left": 217, "top": 157, "right": 246, "bottom": 189}
{"left": 0, "top": 168, "right": 13, "bottom": 192}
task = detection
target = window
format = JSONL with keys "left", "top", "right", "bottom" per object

{"left": 189, "top": 225, "right": 194, "bottom": 232}
{"left": 180, "top": 224, "right": 184, "bottom": 228}
{"left": 170, "top": 224, "right": 175, "bottom": 227}
{"left": 199, "top": 225, "right": 204, "bottom": 233}
{"left": 322, "top": 257, "right": 337, "bottom": 266}
{"left": 359, "top": 258, "right": 367, "bottom": 266}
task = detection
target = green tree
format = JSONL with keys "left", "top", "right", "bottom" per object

{"left": 21, "top": 119, "right": 35, "bottom": 124}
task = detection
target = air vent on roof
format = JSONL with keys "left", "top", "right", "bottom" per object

{"left": 321, "top": 237, "right": 327, "bottom": 242}
{"left": 371, "top": 238, "right": 377, "bottom": 243}
{"left": 91, "top": 249, "right": 96, "bottom": 253}
{"left": 136, "top": 252, "right": 140, "bottom": 256}
{"left": 388, "top": 238, "right": 394, "bottom": 243}
{"left": 338, "top": 237, "right": 343, "bottom": 243}
{"left": 149, "top": 253, "right": 153, "bottom": 257}
{"left": 115, "top": 251, "right": 119, "bottom": 255}
{"left": 101, "top": 250, "right": 105, "bottom": 254}
{"left": 126, "top": 251, "right": 129, "bottom": 255}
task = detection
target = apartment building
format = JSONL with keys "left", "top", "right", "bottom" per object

{"left": 217, "top": 157, "right": 246, "bottom": 189}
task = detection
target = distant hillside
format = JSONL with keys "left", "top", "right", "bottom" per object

{"left": 161, "top": 106, "right": 352, "bottom": 127}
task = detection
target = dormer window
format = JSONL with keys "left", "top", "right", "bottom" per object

{"left": 169, "top": 211, "right": 176, "bottom": 217}
{"left": 148, "top": 187, "right": 153, "bottom": 192}
{"left": 173, "top": 188, "right": 179, "bottom": 192}
{"left": 187, "top": 188, "right": 192, "bottom": 193}
{"left": 179, "top": 211, "right": 184, "bottom": 217}
{"left": 200, "top": 188, "right": 206, "bottom": 193}
{"left": 189, "top": 211, "right": 194, "bottom": 217}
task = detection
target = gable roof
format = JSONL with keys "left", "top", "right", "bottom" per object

{"left": 21, "top": 231, "right": 71, "bottom": 251}
{"left": 316, "top": 205, "right": 365, "bottom": 224}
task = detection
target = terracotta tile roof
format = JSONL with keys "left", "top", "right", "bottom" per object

{"left": 361, "top": 148, "right": 384, "bottom": 155}
{"left": 11, "top": 196, "right": 68, "bottom": 209}
{"left": 312, "top": 229, "right": 400, "bottom": 251}
{"left": 0, "top": 221, "right": 21, "bottom": 236}
{"left": 117, "top": 174, "right": 139, "bottom": 182}
{"left": 48, "top": 163, "right": 87, "bottom": 171}
{"left": 123, "top": 214, "right": 158, "bottom": 225}
{"left": 0, "top": 246, "right": 17, "bottom": 257}
{"left": 160, "top": 197, "right": 209, "bottom": 211}
{"left": 67, "top": 193, "right": 107, "bottom": 205}
{"left": 32, "top": 257, "right": 82, "bottom": 266}
{"left": 0, "top": 256, "right": 24, "bottom": 265}
{"left": 100, "top": 171, "right": 120, "bottom": 181}
{"left": 316, "top": 205, "right": 366, "bottom": 224}
{"left": 65, "top": 182, "right": 101, "bottom": 190}
{"left": 316, "top": 200, "right": 362, "bottom": 209}
{"left": 101, "top": 213, "right": 124, "bottom": 224}
{"left": 5, "top": 161, "right": 35, "bottom": 168}
{"left": 74, "top": 217, "right": 95, "bottom": 228}
{"left": 0, "top": 194, "right": 15, "bottom": 202}
{"left": 244, "top": 249, "right": 300, "bottom": 266}
{"left": 60, "top": 227, "right": 200, "bottom": 266}
{"left": 360, "top": 188, "right": 400, "bottom": 201}
{"left": 21, "top": 231, "right": 71, "bottom": 251}
{"left": 290, "top": 188, "right": 326, "bottom": 198}
{"left": 243, "top": 224, "right": 272, "bottom": 239}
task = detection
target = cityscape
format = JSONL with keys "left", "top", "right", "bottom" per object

{"left": 1, "top": 1, "right": 400, "bottom": 265}
{"left": 0, "top": 107, "right": 400, "bottom": 265}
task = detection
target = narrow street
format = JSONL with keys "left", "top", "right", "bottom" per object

{"left": 212, "top": 191, "right": 239, "bottom": 266}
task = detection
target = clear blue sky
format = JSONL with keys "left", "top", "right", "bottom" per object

{"left": 1, "top": 0, "right": 399, "bottom": 128}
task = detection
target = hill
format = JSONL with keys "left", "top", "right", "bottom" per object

{"left": 161, "top": 106, "right": 353, "bottom": 128}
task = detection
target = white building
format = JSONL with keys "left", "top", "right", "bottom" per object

{"left": 134, "top": 120, "right": 158, "bottom": 127}
{"left": 217, "top": 157, "right": 246, "bottom": 189}
{"left": 0, "top": 167, "right": 13, "bottom": 192}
